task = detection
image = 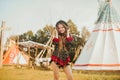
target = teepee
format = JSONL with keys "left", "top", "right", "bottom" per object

{"left": 3, "top": 45, "right": 29, "bottom": 65}
{"left": 73, "top": 0, "right": 120, "bottom": 70}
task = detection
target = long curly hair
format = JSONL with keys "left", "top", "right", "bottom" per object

{"left": 56, "top": 20, "right": 69, "bottom": 52}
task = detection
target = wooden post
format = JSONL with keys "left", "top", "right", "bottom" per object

{"left": 35, "top": 48, "right": 38, "bottom": 57}
{"left": 0, "top": 21, "right": 5, "bottom": 67}
{"left": 0, "top": 21, "right": 10, "bottom": 68}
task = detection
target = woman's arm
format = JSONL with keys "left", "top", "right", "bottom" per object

{"left": 52, "top": 29, "right": 59, "bottom": 46}
{"left": 66, "top": 28, "right": 74, "bottom": 48}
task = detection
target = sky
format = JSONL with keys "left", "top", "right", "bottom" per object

{"left": 0, "top": 0, "right": 120, "bottom": 39}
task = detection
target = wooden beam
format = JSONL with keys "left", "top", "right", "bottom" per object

{"left": 0, "top": 21, "right": 10, "bottom": 68}
{"left": 0, "top": 21, "right": 5, "bottom": 67}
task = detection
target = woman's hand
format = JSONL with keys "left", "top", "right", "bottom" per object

{"left": 52, "top": 28, "right": 58, "bottom": 39}
{"left": 67, "top": 28, "right": 70, "bottom": 37}
{"left": 55, "top": 28, "right": 58, "bottom": 38}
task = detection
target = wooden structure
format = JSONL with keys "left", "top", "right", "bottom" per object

{"left": 0, "top": 21, "right": 10, "bottom": 67}
{"left": 18, "top": 40, "right": 52, "bottom": 69}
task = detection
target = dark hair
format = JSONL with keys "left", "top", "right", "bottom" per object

{"left": 56, "top": 20, "right": 68, "bottom": 28}
{"left": 55, "top": 20, "right": 69, "bottom": 51}
{"left": 55, "top": 20, "right": 69, "bottom": 35}
{"left": 105, "top": 0, "right": 111, "bottom": 2}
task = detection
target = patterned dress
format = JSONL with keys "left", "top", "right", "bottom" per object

{"left": 51, "top": 36, "right": 74, "bottom": 68}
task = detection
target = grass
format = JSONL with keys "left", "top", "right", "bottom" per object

{"left": 0, "top": 66, "right": 120, "bottom": 80}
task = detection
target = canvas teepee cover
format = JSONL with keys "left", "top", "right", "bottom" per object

{"left": 3, "top": 45, "right": 29, "bottom": 65}
{"left": 73, "top": 0, "right": 120, "bottom": 70}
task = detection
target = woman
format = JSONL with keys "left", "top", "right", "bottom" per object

{"left": 50, "top": 20, "right": 74, "bottom": 80}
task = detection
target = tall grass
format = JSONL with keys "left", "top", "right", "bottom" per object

{"left": 74, "top": 70, "right": 120, "bottom": 80}
{"left": 0, "top": 66, "right": 120, "bottom": 80}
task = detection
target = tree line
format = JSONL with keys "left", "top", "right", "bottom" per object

{"left": 5, "top": 19, "right": 90, "bottom": 63}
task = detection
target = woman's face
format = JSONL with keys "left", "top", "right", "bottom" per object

{"left": 57, "top": 24, "right": 66, "bottom": 33}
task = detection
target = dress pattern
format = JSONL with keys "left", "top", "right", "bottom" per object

{"left": 51, "top": 36, "right": 74, "bottom": 67}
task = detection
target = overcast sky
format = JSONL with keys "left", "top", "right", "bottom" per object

{"left": 0, "top": 0, "right": 120, "bottom": 39}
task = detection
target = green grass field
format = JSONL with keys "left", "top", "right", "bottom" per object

{"left": 0, "top": 66, "right": 120, "bottom": 80}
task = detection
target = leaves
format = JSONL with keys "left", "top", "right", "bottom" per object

{"left": 6, "top": 19, "right": 91, "bottom": 62}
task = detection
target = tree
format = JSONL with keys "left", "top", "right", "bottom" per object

{"left": 81, "top": 26, "right": 90, "bottom": 46}
{"left": 5, "top": 20, "right": 91, "bottom": 64}
{"left": 19, "top": 30, "right": 34, "bottom": 42}
{"left": 35, "top": 29, "right": 49, "bottom": 44}
{"left": 67, "top": 19, "right": 80, "bottom": 35}
{"left": 43, "top": 24, "right": 54, "bottom": 36}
